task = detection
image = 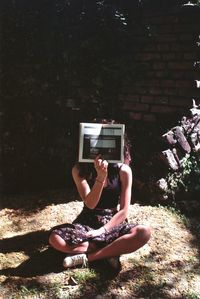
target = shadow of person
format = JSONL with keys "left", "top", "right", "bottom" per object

{"left": 0, "top": 230, "right": 66, "bottom": 277}
{"left": 89, "top": 259, "right": 121, "bottom": 280}
{"left": 0, "top": 230, "right": 122, "bottom": 279}
{"left": 0, "top": 247, "right": 66, "bottom": 277}
{"left": 0, "top": 230, "right": 49, "bottom": 255}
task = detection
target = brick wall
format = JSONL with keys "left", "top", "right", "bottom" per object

{"left": 120, "top": 7, "right": 200, "bottom": 123}
{"left": 1, "top": 3, "right": 200, "bottom": 194}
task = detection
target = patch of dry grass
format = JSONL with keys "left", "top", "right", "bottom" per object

{"left": 0, "top": 191, "right": 200, "bottom": 299}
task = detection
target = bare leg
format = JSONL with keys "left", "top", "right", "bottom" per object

{"left": 88, "top": 225, "right": 151, "bottom": 262}
{"left": 49, "top": 233, "right": 96, "bottom": 254}
{"left": 49, "top": 225, "right": 151, "bottom": 261}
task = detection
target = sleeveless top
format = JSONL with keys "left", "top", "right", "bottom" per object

{"left": 94, "top": 166, "right": 122, "bottom": 209}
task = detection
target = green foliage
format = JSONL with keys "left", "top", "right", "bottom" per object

{"left": 193, "top": 0, "right": 200, "bottom": 4}
{"left": 17, "top": 285, "right": 40, "bottom": 298}
{"left": 165, "top": 154, "right": 200, "bottom": 199}
{"left": 73, "top": 268, "right": 98, "bottom": 283}
{"left": 185, "top": 292, "right": 200, "bottom": 299}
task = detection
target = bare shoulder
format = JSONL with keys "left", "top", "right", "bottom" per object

{"left": 72, "top": 164, "right": 78, "bottom": 171}
{"left": 118, "top": 163, "right": 132, "bottom": 178}
{"left": 72, "top": 164, "right": 80, "bottom": 179}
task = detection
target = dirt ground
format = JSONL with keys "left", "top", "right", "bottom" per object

{"left": 0, "top": 189, "right": 200, "bottom": 299}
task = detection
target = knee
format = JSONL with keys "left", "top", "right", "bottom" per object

{"left": 49, "top": 232, "right": 65, "bottom": 248}
{"left": 135, "top": 225, "right": 151, "bottom": 244}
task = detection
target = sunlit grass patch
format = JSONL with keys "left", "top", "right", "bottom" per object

{"left": 157, "top": 204, "right": 190, "bottom": 226}
{"left": 72, "top": 268, "right": 98, "bottom": 283}
{"left": 17, "top": 285, "right": 40, "bottom": 298}
{"left": 185, "top": 292, "right": 200, "bottom": 299}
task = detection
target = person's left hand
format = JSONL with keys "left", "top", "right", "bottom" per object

{"left": 85, "top": 228, "right": 104, "bottom": 239}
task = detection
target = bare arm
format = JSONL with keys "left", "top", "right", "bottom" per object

{"left": 72, "top": 156, "right": 108, "bottom": 209}
{"left": 86, "top": 163, "right": 132, "bottom": 237}
{"left": 103, "top": 164, "right": 132, "bottom": 231}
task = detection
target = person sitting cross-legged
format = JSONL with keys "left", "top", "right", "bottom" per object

{"left": 49, "top": 120, "right": 151, "bottom": 271}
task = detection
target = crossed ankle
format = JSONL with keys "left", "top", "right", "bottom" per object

{"left": 63, "top": 253, "right": 88, "bottom": 268}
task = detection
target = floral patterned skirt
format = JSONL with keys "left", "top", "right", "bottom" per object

{"left": 50, "top": 207, "right": 137, "bottom": 247}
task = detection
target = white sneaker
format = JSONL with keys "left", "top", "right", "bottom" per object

{"left": 63, "top": 254, "right": 88, "bottom": 268}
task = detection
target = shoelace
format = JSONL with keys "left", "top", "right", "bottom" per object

{"left": 82, "top": 255, "right": 88, "bottom": 267}
{"left": 71, "top": 254, "right": 88, "bottom": 267}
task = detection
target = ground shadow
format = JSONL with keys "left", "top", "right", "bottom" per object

{"left": 0, "top": 230, "right": 120, "bottom": 279}
{"left": 0, "top": 187, "right": 80, "bottom": 212}
{"left": 0, "top": 247, "right": 66, "bottom": 277}
{"left": 0, "top": 230, "right": 66, "bottom": 277}
{"left": 0, "top": 230, "right": 49, "bottom": 255}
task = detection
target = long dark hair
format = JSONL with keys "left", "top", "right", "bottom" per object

{"left": 76, "top": 119, "right": 132, "bottom": 183}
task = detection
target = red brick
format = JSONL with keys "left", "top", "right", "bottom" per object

{"left": 169, "top": 97, "right": 192, "bottom": 107}
{"left": 155, "top": 35, "right": 177, "bottom": 43}
{"left": 171, "top": 44, "right": 195, "bottom": 52}
{"left": 184, "top": 53, "right": 197, "bottom": 60}
{"left": 131, "top": 86, "right": 149, "bottom": 95}
{"left": 155, "top": 71, "right": 166, "bottom": 78}
{"left": 125, "top": 95, "right": 140, "bottom": 102}
{"left": 161, "top": 80, "right": 175, "bottom": 87}
{"left": 163, "top": 88, "right": 178, "bottom": 96}
{"left": 118, "top": 94, "right": 126, "bottom": 101}
{"left": 158, "top": 25, "right": 173, "bottom": 34}
{"left": 175, "top": 80, "right": 194, "bottom": 88}
{"left": 173, "top": 24, "right": 198, "bottom": 33}
{"left": 180, "top": 34, "right": 195, "bottom": 41}
{"left": 149, "top": 87, "right": 163, "bottom": 95}
{"left": 135, "top": 53, "right": 161, "bottom": 61}
{"left": 154, "top": 97, "right": 169, "bottom": 105}
{"left": 134, "top": 80, "right": 160, "bottom": 87}
{"left": 143, "top": 114, "right": 157, "bottom": 122}
{"left": 175, "top": 53, "right": 185, "bottom": 60}
{"left": 124, "top": 102, "right": 149, "bottom": 111}
{"left": 162, "top": 53, "right": 176, "bottom": 61}
{"left": 143, "top": 44, "right": 157, "bottom": 51}
{"left": 121, "top": 86, "right": 138, "bottom": 93}
{"left": 157, "top": 44, "right": 170, "bottom": 52}
{"left": 184, "top": 70, "right": 200, "bottom": 80}
{"left": 153, "top": 62, "right": 166, "bottom": 70}
{"left": 178, "top": 88, "right": 200, "bottom": 97}
{"left": 168, "top": 62, "right": 192, "bottom": 70}
{"left": 145, "top": 71, "right": 156, "bottom": 78}
{"left": 129, "top": 112, "right": 142, "bottom": 120}
{"left": 176, "top": 107, "right": 190, "bottom": 115}
{"left": 144, "top": 16, "right": 179, "bottom": 25}
{"left": 151, "top": 105, "right": 178, "bottom": 113}
{"left": 171, "top": 71, "right": 185, "bottom": 79}
{"left": 141, "top": 96, "right": 155, "bottom": 103}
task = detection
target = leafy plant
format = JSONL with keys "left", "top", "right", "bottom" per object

{"left": 164, "top": 154, "right": 200, "bottom": 199}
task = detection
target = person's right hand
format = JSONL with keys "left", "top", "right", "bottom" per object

{"left": 85, "top": 227, "right": 104, "bottom": 238}
{"left": 94, "top": 155, "right": 108, "bottom": 183}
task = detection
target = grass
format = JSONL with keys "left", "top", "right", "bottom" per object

{"left": 0, "top": 190, "right": 200, "bottom": 298}
{"left": 157, "top": 204, "right": 190, "bottom": 226}
{"left": 185, "top": 292, "right": 200, "bottom": 299}
{"left": 72, "top": 268, "right": 98, "bottom": 283}
{"left": 18, "top": 285, "right": 39, "bottom": 298}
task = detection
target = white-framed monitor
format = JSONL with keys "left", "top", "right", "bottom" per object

{"left": 78, "top": 123, "right": 125, "bottom": 163}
